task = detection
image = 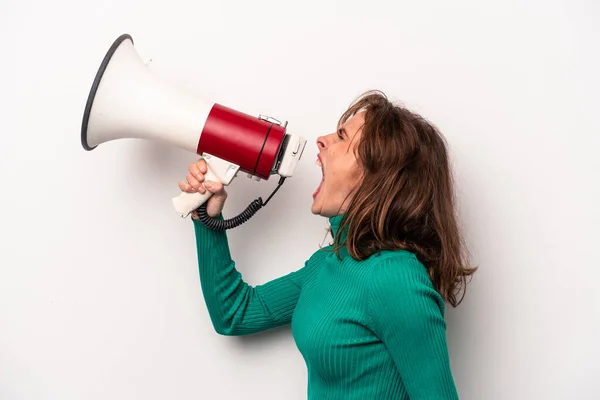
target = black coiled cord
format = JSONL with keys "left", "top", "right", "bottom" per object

{"left": 196, "top": 176, "right": 286, "bottom": 230}
{"left": 196, "top": 198, "right": 263, "bottom": 230}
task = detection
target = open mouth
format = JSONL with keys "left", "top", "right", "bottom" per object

{"left": 313, "top": 155, "right": 324, "bottom": 199}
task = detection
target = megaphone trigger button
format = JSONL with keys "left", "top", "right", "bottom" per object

{"left": 292, "top": 141, "right": 301, "bottom": 155}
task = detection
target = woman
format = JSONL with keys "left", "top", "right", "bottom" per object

{"left": 178, "top": 91, "right": 476, "bottom": 399}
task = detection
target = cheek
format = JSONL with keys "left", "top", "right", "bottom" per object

{"left": 330, "top": 160, "right": 361, "bottom": 191}
{"left": 345, "top": 170, "right": 362, "bottom": 193}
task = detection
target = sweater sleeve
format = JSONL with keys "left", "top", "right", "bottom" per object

{"left": 193, "top": 217, "right": 316, "bottom": 336}
{"left": 367, "top": 255, "right": 459, "bottom": 399}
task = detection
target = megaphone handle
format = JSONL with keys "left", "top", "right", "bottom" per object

{"left": 171, "top": 167, "right": 219, "bottom": 218}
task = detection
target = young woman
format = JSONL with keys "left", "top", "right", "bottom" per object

{"left": 178, "top": 91, "right": 476, "bottom": 399}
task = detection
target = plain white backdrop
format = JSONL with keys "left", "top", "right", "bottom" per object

{"left": 1, "top": 0, "right": 599, "bottom": 399}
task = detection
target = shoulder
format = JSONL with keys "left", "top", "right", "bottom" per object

{"left": 367, "top": 250, "right": 445, "bottom": 316}
{"left": 369, "top": 249, "right": 431, "bottom": 288}
{"left": 306, "top": 246, "right": 333, "bottom": 266}
{"left": 295, "top": 246, "right": 333, "bottom": 277}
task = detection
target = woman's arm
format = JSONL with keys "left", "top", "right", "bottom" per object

{"left": 193, "top": 216, "right": 316, "bottom": 336}
{"left": 368, "top": 254, "right": 459, "bottom": 399}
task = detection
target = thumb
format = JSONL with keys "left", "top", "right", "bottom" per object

{"left": 203, "top": 180, "right": 224, "bottom": 194}
{"left": 203, "top": 180, "right": 227, "bottom": 218}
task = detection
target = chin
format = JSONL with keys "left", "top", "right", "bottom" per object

{"left": 310, "top": 203, "right": 327, "bottom": 217}
{"left": 311, "top": 193, "right": 336, "bottom": 218}
{"left": 312, "top": 207, "right": 334, "bottom": 218}
{"left": 310, "top": 202, "right": 321, "bottom": 216}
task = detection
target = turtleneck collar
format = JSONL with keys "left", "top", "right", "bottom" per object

{"left": 328, "top": 214, "right": 349, "bottom": 258}
{"left": 329, "top": 214, "right": 345, "bottom": 237}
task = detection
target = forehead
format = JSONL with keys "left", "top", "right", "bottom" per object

{"left": 341, "top": 112, "right": 365, "bottom": 137}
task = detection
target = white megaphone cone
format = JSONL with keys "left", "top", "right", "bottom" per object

{"left": 81, "top": 34, "right": 306, "bottom": 229}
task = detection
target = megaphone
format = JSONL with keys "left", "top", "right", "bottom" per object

{"left": 81, "top": 34, "right": 306, "bottom": 229}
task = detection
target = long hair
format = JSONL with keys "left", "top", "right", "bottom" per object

{"left": 331, "top": 90, "right": 476, "bottom": 307}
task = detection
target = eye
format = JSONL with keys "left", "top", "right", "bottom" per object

{"left": 337, "top": 129, "right": 344, "bottom": 140}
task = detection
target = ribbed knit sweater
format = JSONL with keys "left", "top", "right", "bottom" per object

{"left": 193, "top": 214, "right": 459, "bottom": 399}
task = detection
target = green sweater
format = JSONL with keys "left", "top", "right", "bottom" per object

{"left": 193, "top": 214, "right": 459, "bottom": 399}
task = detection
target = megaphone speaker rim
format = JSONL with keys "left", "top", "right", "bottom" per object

{"left": 81, "top": 33, "right": 134, "bottom": 151}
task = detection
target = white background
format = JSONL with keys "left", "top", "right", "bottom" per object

{"left": 1, "top": 0, "right": 599, "bottom": 399}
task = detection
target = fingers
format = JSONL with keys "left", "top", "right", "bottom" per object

{"left": 185, "top": 158, "right": 208, "bottom": 193}
{"left": 186, "top": 173, "right": 206, "bottom": 193}
{"left": 177, "top": 175, "right": 207, "bottom": 194}
{"left": 188, "top": 159, "right": 206, "bottom": 179}
{"left": 178, "top": 180, "right": 193, "bottom": 193}
{"left": 196, "top": 158, "right": 207, "bottom": 174}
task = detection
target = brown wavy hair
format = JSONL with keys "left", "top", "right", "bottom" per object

{"left": 330, "top": 90, "right": 476, "bottom": 307}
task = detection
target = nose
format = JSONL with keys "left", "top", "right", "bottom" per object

{"left": 316, "top": 134, "right": 328, "bottom": 150}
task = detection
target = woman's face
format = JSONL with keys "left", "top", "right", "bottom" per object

{"left": 312, "top": 112, "right": 364, "bottom": 217}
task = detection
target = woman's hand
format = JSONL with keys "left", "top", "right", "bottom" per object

{"left": 178, "top": 158, "right": 228, "bottom": 219}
